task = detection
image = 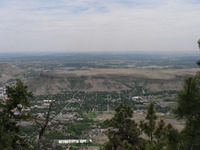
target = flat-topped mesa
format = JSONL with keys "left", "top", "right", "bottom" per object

{"left": 40, "top": 72, "right": 78, "bottom": 79}
{"left": 27, "top": 68, "right": 198, "bottom": 95}
{"left": 40, "top": 72, "right": 108, "bottom": 80}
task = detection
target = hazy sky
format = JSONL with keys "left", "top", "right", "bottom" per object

{"left": 0, "top": 0, "right": 200, "bottom": 53}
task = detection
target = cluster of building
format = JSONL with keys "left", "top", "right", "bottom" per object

{"left": 132, "top": 96, "right": 149, "bottom": 105}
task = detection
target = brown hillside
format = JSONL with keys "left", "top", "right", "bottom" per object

{"left": 27, "top": 68, "right": 199, "bottom": 95}
{"left": 0, "top": 63, "right": 23, "bottom": 82}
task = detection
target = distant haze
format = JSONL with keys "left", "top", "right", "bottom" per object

{"left": 0, "top": 0, "right": 200, "bottom": 53}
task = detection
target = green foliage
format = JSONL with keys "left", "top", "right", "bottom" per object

{"left": 155, "top": 105, "right": 171, "bottom": 113}
{"left": 165, "top": 124, "right": 179, "bottom": 150}
{"left": 103, "top": 104, "right": 181, "bottom": 150}
{"left": 140, "top": 103, "right": 179, "bottom": 150}
{"left": 5, "top": 79, "right": 33, "bottom": 116}
{"left": 196, "top": 39, "right": 200, "bottom": 66}
{"left": 163, "top": 98, "right": 175, "bottom": 102}
{"left": 46, "top": 130, "right": 69, "bottom": 139}
{"left": 64, "top": 115, "right": 95, "bottom": 138}
{"left": 175, "top": 76, "right": 200, "bottom": 119}
{"left": 104, "top": 104, "right": 142, "bottom": 150}
{"left": 175, "top": 74, "right": 200, "bottom": 149}
{"left": 0, "top": 79, "right": 33, "bottom": 150}
{"left": 86, "top": 112, "right": 97, "bottom": 119}
{"left": 68, "top": 79, "right": 78, "bottom": 89}
{"left": 140, "top": 103, "right": 157, "bottom": 142}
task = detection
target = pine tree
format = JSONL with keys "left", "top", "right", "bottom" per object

{"left": 140, "top": 103, "right": 179, "bottom": 150}
{"left": 103, "top": 104, "right": 142, "bottom": 150}
{"left": 196, "top": 39, "right": 200, "bottom": 66}
{"left": 140, "top": 103, "right": 157, "bottom": 143}
{"left": 175, "top": 75, "right": 200, "bottom": 150}
{"left": 0, "top": 79, "right": 33, "bottom": 150}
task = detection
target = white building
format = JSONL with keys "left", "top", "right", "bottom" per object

{"left": 58, "top": 139, "right": 92, "bottom": 144}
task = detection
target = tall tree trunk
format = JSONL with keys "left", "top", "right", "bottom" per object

{"left": 37, "top": 102, "right": 54, "bottom": 150}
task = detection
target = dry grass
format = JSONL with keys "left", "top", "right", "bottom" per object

{"left": 95, "top": 111, "right": 184, "bottom": 131}
{"left": 29, "top": 68, "right": 199, "bottom": 95}
{"left": 53, "top": 68, "right": 198, "bottom": 79}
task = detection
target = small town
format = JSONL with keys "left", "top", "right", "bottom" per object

{"left": 0, "top": 0, "right": 200, "bottom": 148}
